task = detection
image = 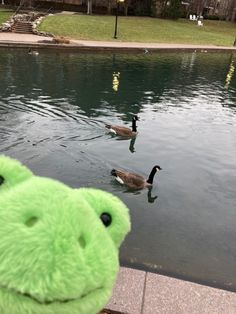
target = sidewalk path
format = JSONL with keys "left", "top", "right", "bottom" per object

{"left": 0, "top": 33, "right": 236, "bottom": 52}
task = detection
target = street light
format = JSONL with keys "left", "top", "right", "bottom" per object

{"left": 113, "top": 0, "right": 125, "bottom": 39}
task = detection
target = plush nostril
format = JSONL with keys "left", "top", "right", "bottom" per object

{"left": 0, "top": 175, "right": 4, "bottom": 186}
{"left": 25, "top": 217, "right": 39, "bottom": 227}
{"left": 78, "top": 235, "right": 86, "bottom": 249}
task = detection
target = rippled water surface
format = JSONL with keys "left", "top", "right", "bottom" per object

{"left": 0, "top": 50, "right": 236, "bottom": 291}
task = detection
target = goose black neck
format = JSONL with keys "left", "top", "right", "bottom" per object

{"left": 146, "top": 167, "right": 157, "bottom": 184}
{"left": 132, "top": 119, "right": 137, "bottom": 132}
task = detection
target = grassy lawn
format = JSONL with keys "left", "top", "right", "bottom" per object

{"left": 0, "top": 10, "right": 13, "bottom": 25}
{"left": 39, "top": 14, "right": 236, "bottom": 46}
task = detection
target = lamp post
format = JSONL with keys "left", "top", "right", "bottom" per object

{"left": 114, "top": 0, "right": 124, "bottom": 39}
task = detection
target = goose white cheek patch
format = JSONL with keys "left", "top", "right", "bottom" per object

{"left": 116, "top": 177, "right": 124, "bottom": 184}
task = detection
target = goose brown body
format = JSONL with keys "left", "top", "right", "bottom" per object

{"left": 105, "top": 125, "right": 135, "bottom": 137}
{"left": 105, "top": 115, "right": 139, "bottom": 137}
{"left": 111, "top": 165, "right": 162, "bottom": 190}
{"left": 112, "top": 169, "right": 147, "bottom": 189}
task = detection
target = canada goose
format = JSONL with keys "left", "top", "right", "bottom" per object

{"left": 111, "top": 165, "right": 162, "bottom": 190}
{"left": 105, "top": 115, "right": 139, "bottom": 137}
{"left": 28, "top": 48, "right": 39, "bottom": 56}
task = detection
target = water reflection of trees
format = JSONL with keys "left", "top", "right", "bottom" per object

{"left": 0, "top": 50, "right": 235, "bottom": 119}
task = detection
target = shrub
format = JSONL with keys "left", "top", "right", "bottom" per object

{"left": 161, "top": 0, "right": 182, "bottom": 19}
{"left": 205, "top": 15, "right": 220, "bottom": 20}
{"left": 133, "top": 1, "right": 151, "bottom": 16}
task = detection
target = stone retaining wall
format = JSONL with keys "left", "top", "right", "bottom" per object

{"left": 0, "top": 11, "right": 53, "bottom": 37}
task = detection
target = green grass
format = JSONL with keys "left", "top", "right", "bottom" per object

{"left": 0, "top": 9, "right": 13, "bottom": 25}
{"left": 39, "top": 14, "right": 236, "bottom": 46}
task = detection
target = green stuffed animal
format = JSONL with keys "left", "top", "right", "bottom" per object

{"left": 0, "top": 155, "right": 130, "bottom": 314}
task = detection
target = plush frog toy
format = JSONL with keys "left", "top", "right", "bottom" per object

{"left": 0, "top": 155, "right": 130, "bottom": 314}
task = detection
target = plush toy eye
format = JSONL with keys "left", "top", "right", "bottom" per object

{"left": 0, "top": 175, "right": 4, "bottom": 186}
{"left": 100, "top": 213, "right": 112, "bottom": 227}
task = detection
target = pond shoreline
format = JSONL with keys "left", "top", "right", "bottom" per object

{"left": 0, "top": 33, "right": 236, "bottom": 53}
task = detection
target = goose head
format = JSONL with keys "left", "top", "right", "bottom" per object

{"left": 132, "top": 115, "right": 139, "bottom": 121}
{"left": 154, "top": 165, "right": 162, "bottom": 172}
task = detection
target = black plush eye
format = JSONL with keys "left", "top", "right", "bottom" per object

{"left": 100, "top": 213, "right": 112, "bottom": 227}
{"left": 0, "top": 175, "right": 4, "bottom": 186}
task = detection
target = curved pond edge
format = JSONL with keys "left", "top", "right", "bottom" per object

{"left": 0, "top": 39, "right": 236, "bottom": 53}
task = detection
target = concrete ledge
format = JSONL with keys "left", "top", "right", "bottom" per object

{"left": 0, "top": 42, "right": 235, "bottom": 53}
{"left": 143, "top": 272, "right": 236, "bottom": 314}
{"left": 106, "top": 267, "right": 236, "bottom": 314}
{"left": 0, "top": 33, "right": 236, "bottom": 53}
{"left": 106, "top": 268, "right": 146, "bottom": 314}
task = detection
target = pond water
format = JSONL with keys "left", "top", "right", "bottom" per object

{"left": 0, "top": 49, "right": 235, "bottom": 292}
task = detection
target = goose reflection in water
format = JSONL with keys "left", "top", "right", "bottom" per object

{"left": 129, "top": 137, "right": 136, "bottom": 153}
{"left": 121, "top": 187, "right": 158, "bottom": 204}
{"left": 147, "top": 186, "right": 158, "bottom": 203}
{"left": 110, "top": 136, "right": 137, "bottom": 153}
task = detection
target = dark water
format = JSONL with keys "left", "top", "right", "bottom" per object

{"left": 0, "top": 49, "right": 236, "bottom": 291}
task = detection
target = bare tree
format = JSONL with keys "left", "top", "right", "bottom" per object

{"left": 217, "top": 0, "right": 236, "bottom": 21}
{"left": 229, "top": 0, "right": 236, "bottom": 21}
{"left": 107, "top": 0, "right": 112, "bottom": 14}
{"left": 124, "top": 0, "right": 131, "bottom": 16}
{"left": 87, "top": 0, "right": 93, "bottom": 14}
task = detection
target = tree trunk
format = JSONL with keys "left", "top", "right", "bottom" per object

{"left": 107, "top": 0, "right": 112, "bottom": 15}
{"left": 151, "top": 0, "right": 163, "bottom": 17}
{"left": 230, "top": 0, "right": 236, "bottom": 21}
{"left": 124, "top": 0, "right": 129, "bottom": 16}
{"left": 87, "top": 0, "right": 93, "bottom": 15}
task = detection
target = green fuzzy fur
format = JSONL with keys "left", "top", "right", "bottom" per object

{"left": 0, "top": 155, "right": 131, "bottom": 314}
